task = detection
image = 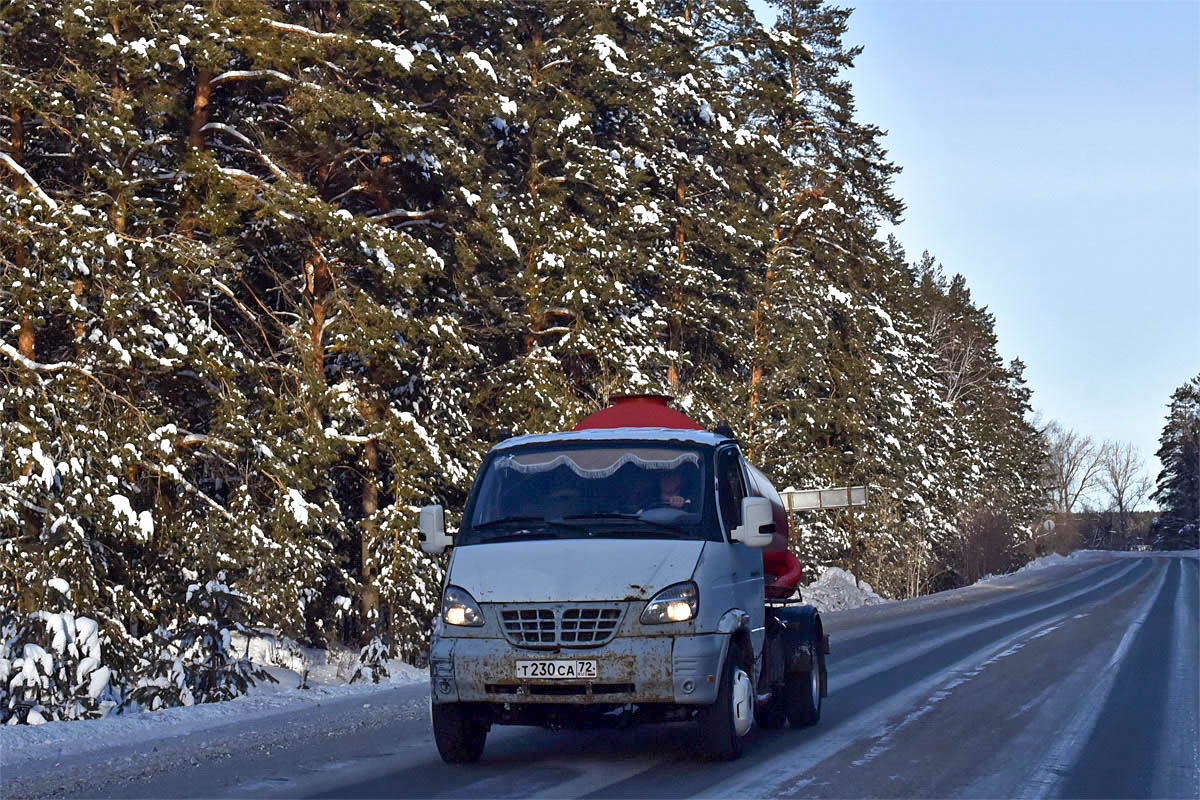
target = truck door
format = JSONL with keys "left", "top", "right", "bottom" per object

{"left": 715, "top": 446, "right": 766, "bottom": 657}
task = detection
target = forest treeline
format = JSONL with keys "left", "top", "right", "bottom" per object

{"left": 2, "top": 0, "right": 1055, "bottom": 720}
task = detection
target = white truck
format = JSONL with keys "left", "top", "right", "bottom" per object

{"left": 419, "top": 396, "right": 828, "bottom": 762}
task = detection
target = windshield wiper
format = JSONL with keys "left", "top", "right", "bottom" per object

{"left": 483, "top": 531, "right": 565, "bottom": 543}
{"left": 469, "top": 516, "right": 589, "bottom": 542}
{"left": 561, "top": 513, "right": 688, "bottom": 534}
{"left": 472, "top": 516, "right": 549, "bottom": 529}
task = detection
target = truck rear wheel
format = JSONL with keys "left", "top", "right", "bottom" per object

{"left": 784, "top": 652, "right": 822, "bottom": 728}
{"left": 698, "top": 656, "right": 753, "bottom": 760}
{"left": 432, "top": 702, "right": 488, "bottom": 763}
{"left": 755, "top": 689, "right": 787, "bottom": 729}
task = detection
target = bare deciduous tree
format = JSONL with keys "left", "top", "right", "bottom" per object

{"left": 1099, "top": 441, "right": 1153, "bottom": 539}
{"left": 1043, "top": 421, "right": 1105, "bottom": 513}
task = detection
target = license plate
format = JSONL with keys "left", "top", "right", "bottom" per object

{"left": 515, "top": 660, "right": 598, "bottom": 680}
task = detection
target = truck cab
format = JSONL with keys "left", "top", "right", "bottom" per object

{"left": 419, "top": 397, "right": 826, "bottom": 762}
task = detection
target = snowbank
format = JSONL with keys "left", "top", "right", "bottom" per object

{"left": 798, "top": 566, "right": 891, "bottom": 612}
{"left": 0, "top": 642, "right": 425, "bottom": 769}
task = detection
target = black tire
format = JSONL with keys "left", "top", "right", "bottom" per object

{"left": 697, "top": 655, "right": 752, "bottom": 760}
{"left": 432, "top": 702, "right": 488, "bottom": 763}
{"left": 755, "top": 689, "right": 787, "bottom": 729}
{"left": 783, "top": 655, "right": 822, "bottom": 728}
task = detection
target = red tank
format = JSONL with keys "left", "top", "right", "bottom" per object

{"left": 573, "top": 395, "right": 705, "bottom": 431}
{"left": 747, "top": 464, "right": 803, "bottom": 598}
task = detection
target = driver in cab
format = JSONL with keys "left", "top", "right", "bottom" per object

{"left": 653, "top": 467, "right": 691, "bottom": 509}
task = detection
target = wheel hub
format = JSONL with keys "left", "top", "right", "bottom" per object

{"left": 732, "top": 668, "right": 754, "bottom": 736}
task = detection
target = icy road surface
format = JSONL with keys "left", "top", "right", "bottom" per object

{"left": 2, "top": 552, "right": 1196, "bottom": 799}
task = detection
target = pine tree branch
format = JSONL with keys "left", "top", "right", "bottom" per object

{"left": 0, "top": 152, "right": 59, "bottom": 212}
{"left": 177, "top": 433, "right": 242, "bottom": 452}
{"left": 210, "top": 69, "right": 298, "bottom": 86}
{"left": 1, "top": 340, "right": 72, "bottom": 373}
{"left": 699, "top": 36, "right": 758, "bottom": 54}
{"left": 0, "top": 341, "right": 144, "bottom": 420}
{"left": 326, "top": 432, "right": 375, "bottom": 444}
{"left": 0, "top": 485, "right": 47, "bottom": 515}
{"left": 201, "top": 123, "right": 287, "bottom": 180}
{"left": 140, "top": 459, "right": 236, "bottom": 524}
{"left": 368, "top": 208, "right": 437, "bottom": 222}
{"left": 216, "top": 166, "right": 266, "bottom": 184}
{"left": 260, "top": 18, "right": 341, "bottom": 40}
{"left": 208, "top": 277, "right": 283, "bottom": 361}
{"left": 328, "top": 183, "right": 365, "bottom": 204}
{"left": 130, "top": 171, "right": 186, "bottom": 187}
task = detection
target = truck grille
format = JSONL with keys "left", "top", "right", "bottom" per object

{"left": 498, "top": 605, "right": 624, "bottom": 647}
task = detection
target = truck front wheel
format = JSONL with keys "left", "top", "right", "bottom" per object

{"left": 698, "top": 656, "right": 754, "bottom": 760}
{"left": 432, "top": 702, "right": 489, "bottom": 763}
{"left": 784, "top": 653, "right": 822, "bottom": 728}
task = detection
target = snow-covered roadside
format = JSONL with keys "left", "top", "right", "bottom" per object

{"left": 976, "top": 548, "right": 1109, "bottom": 584}
{"left": 1, "top": 657, "right": 425, "bottom": 772}
{"left": 794, "top": 549, "right": 1163, "bottom": 614}
{"left": 798, "top": 566, "right": 890, "bottom": 612}
{"left": 978, "top": 548, "right": 1198, "bottom": 585}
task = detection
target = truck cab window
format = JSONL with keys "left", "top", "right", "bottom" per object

{"left": 716, "top": 448, "right": 746, "bottom": 536}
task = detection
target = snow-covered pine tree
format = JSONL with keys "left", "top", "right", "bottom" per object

{"left": 1, "top": 0, "right": 480, "bottom": 675}
{"left": 166, "top": 0, "right": 485, "bottom": 657}
{"left": 1151, "top": 374, "right": 1200, "bottom": 549}
{"left": 727, "top": 0, "right": 960, "bottom": 593}
{"left": 0, "top": 579, "right": 113, "bottom": 724}
{"left": 630, "top": 0, "right": 784, "bottom": 421}
{"left": 913, "top": 253, "right": 1047, "bottom": 582}
{"left": 349, "top": 633, "right": 390, "bottom": 684}
{"left": 128, "top": 575, "right": 274, "bottom": 709}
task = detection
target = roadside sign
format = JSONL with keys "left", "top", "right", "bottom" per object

{"left": 781, "top": 485, "right": 869, "bottom": 511}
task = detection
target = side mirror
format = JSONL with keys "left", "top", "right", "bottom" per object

{"left": 731, "top": 496, "right": 775, "bottom": 548}
{"left": 418, "top": 504, "right": 452, "bottom": 555}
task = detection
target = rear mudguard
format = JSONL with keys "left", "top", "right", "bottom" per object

{"left": 770, "top": 604, "right": 829, "bottom": 697}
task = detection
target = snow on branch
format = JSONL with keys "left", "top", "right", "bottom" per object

{"left": 324, "top": 431, "right": 374, "bottom": 444}
{"left": 261, "top": 18, "right": 341, "bottom": 40}
{"left": 217, "top": 167, "right": 266, "bottom": 184}
{"left": 201, "top": 122, "right": 287, "bottom": 180}
{"left": 0, "top": 153, "right": 59, "bottom": 212}
{"left": 141, "top": 459, "right": 236, "bottom": 524}
{"left": 0, "top": 341, "right": 70, "bottom": 372}
{"left": 0, "top": 341, "right": 144, "bottom": 420}
{"left": 0, "top": 485, "right": 48, "bottom": 514}
{"left": 210, "top": 69, "right": 298, "bottom": 86}
{"left": 178, "top": 433, "right": 242, "bottom": 452}
{"left": 368, "top": 208, "right": 437, "bottom": 222}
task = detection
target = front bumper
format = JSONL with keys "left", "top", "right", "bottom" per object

{"left": 430, "top": 633, "right": 727, "bottom": 706}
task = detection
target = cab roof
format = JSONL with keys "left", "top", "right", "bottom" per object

{"left": 490, "top": 427, "right": 733, "bottom": 453}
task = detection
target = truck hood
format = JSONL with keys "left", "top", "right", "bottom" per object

{"left": 449, "top": 539, "right": 705, "bottom": 603}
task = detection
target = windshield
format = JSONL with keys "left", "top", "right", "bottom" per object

{"left": 458, "top": 443, "right": 712, "bottom": 544}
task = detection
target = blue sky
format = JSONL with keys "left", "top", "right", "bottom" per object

{"left": 754, "top": 0, "right": 1199, "bottom": 501}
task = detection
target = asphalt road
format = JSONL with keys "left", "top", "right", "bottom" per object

{"left": 5, "top": 553, "right": 1197, "bottom": 799}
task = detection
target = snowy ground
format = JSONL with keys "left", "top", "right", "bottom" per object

{"left": 795, "top": 549, "right": 1142, "bottom": 613}
{"left": 1, "top": 653, "right": 425, "bottom": 772}
{"left": 797, "top": 566, "right": 890, "bottom": 612}
{"left": 3, "top": 549, "right": 1194, "bottom": 773}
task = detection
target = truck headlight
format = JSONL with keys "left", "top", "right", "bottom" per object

{"left": 441, "top": 586, "right": 485, "bottom": 627}
{"left": 640, "top": 581, "right": 698, "bottom": 624}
